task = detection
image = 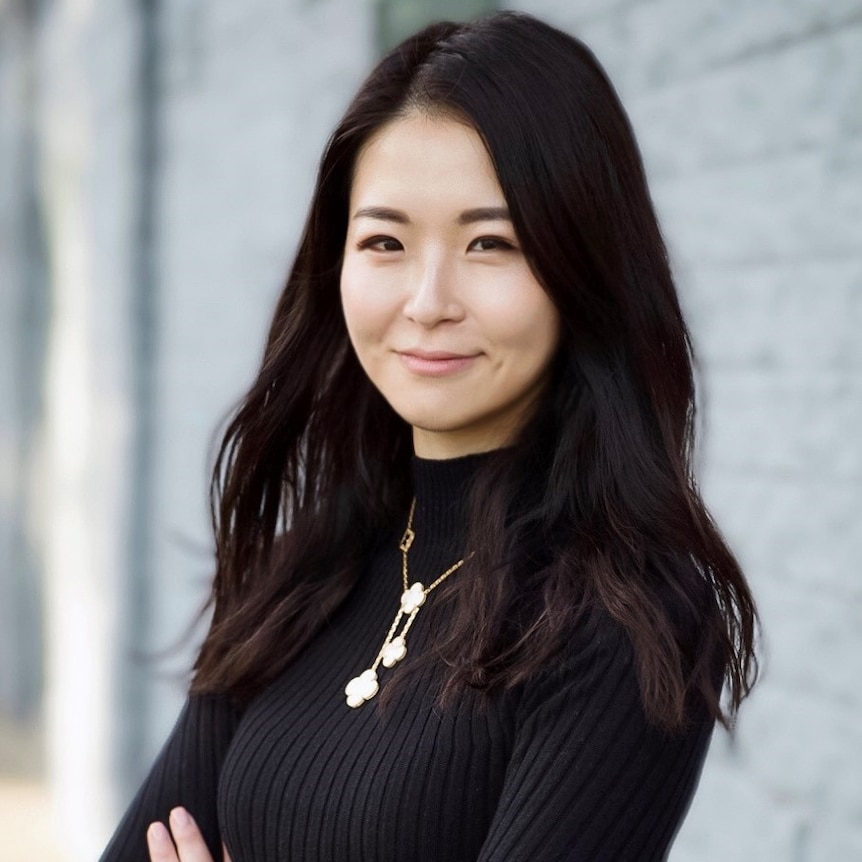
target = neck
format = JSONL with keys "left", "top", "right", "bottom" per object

{"left": 408, "top": 450, "right": 496, "bottom": 549}
{"left": 411, "top": 427, "right": 517, "bottom": 460}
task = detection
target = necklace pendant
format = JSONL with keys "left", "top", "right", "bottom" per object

{"left": 344, "top": 499, "right": 469, "bottom": 710}
{"left": 381, "top": 635, "right": 407, "bottom": 668}
{"left": 400, "top": 582, "right": 426, "bottom": 614}
{"left": 345, "top": 668, "right": 379, "bottom": 708}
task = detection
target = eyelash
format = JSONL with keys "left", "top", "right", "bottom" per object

{"left": 356, "top": 235, "right": 516, "bottom": 253}
{"left": 470, "top": 236, "right": 516, "bottom": 252}
{"left": 357, "top": 236, "right": 403, "bottom": 252}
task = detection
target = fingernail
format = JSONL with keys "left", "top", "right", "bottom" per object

{"left": 148, "top": 822, "right": 171, "bottom": 846}
{"left": 170, "top": 806, "right": 191, "bottom": 828}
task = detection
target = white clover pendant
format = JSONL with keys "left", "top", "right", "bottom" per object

{"left": 381, "top": 635, "right": 408, "bottom": 668}
{"left": 344, "top": 499, "right": 471, "bottom": 710}
{"left": 345, "top": 668, "right": 379, "bottom": 708}
{"left": 400, "top": 582, "right": 426, "bottom": 614}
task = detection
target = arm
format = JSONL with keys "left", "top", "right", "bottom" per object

{"left": 99, "top": 693, "right": 245, "bottom": 862}
{"left": 147, "top": 807, "right": 233, "bottom": 862}
{"left": 477, "top": 615, "right": 715, "bottom": 862}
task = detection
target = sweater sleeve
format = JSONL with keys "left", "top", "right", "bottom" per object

{"left": 475, "top": 616, "right": 715, "bottom": 862}
{"left": 99, "top": 692, "right": 245, "bottom": 862}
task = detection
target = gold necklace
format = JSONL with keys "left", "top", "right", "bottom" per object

{"left": 344, "top": 498, "right": 467, "bottom": 708}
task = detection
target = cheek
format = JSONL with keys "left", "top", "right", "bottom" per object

{"left": 340, "top": 263, "right": 382, "bottom": 343}
{"left": 340, "top": 261, "right": 405, "bottom": 365}
{"left": 481, "top": 282, "right": 560, "bottom": 359}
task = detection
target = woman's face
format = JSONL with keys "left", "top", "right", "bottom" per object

{"left": 340, "top": 111, "right": 561, "bottom": 459}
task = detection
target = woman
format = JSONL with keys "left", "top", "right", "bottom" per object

{"left": 102, "top": 11, "right": 758, "bottom": 862}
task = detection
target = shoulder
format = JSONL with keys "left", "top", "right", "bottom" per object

{"left": 514, "top": 606, "right": 639, "bottom": 727}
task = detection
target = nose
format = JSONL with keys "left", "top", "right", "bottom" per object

{"left": 402, "top": 253, "right": 464, "bottom": 327}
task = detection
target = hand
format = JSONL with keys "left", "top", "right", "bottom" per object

{"left": 147, "top": 807, "right": 233, "bottom": 862}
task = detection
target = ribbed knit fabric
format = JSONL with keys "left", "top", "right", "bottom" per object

{"left": 100, "top": 453, "right": 715, "bottom": 862}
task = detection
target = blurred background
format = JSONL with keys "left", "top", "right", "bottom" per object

{"left": 0, "top": 0, "right": 860, "bottom": 859}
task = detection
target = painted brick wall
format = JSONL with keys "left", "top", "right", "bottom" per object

{"left": 2, "top": 1, "right": 374, "bottom": 856}
{"left": 509, "top": 2, "right": 862, "bottom": 859}
{"left": 5, "top": 1, "right": 859, "bottom": 858}
{"left": 2, "top": 1, "right": 143, "bottom": 855}
{"left": 145, "top": 0, "right": 373, "bottom": 756}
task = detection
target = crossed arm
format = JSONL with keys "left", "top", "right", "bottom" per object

{"left": 100, "top": 694, "right": 244, "bottom": 862}
{"left": 147, "top": 807, "right": 230, "bottom": 862}
{"left": 105, "top": 617, "right": 715, "bottom": 862}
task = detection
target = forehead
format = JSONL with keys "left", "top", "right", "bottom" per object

{"left": 349, "top": 112, "right": 506, "bottom": 211}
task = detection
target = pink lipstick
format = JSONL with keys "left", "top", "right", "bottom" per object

{"left": 398, "top": 350, "right": 479, "bottom": 377}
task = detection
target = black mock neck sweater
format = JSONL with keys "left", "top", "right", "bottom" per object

{"left": 100, "top": 453, "right": 715, "bottom": 862}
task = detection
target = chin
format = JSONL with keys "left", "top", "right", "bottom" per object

{"left": 397, "top": 412, "right": 465, "bottom": 434}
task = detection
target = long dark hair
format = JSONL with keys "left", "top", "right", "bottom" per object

{"left": 191, "top": 11, "right": 758, "bottom": 731}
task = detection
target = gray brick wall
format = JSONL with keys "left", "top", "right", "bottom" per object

{"left": 511, "top": 1, "right": 862, "bottom": 858}
{"left": 4, "top": 0, "right": 860, "bottom": 858}
{"left": 25, "top": 0, "right": 141, "bottom": 855}
{"left": 2, "top": 0, "right": 374, "bottom": 856}
{"left": 146, "top": 0, "right": 373, "bottom": 756}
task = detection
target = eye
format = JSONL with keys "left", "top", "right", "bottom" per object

{"left": 357, "top": 235, "right": 403, "bottom": 252}
{"left": 468, "top": 236, "right": 517, "bottom": 252}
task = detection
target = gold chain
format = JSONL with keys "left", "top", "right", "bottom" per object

{"left": 344, "top": 498, "right": 467, "bottom": 708}
{"left": 399, "top": 498, "right": 466, "bottom": 591}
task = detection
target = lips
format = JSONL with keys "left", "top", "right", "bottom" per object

{"left": 397, "top": 349, "right": 479, "bottom": 377}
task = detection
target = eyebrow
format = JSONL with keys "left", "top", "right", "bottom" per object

{"left": 351, "top": 206, "right": 512, "bottom": 225}
{"left": 459, "top": 207, "right": 511, "bottom": 225}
